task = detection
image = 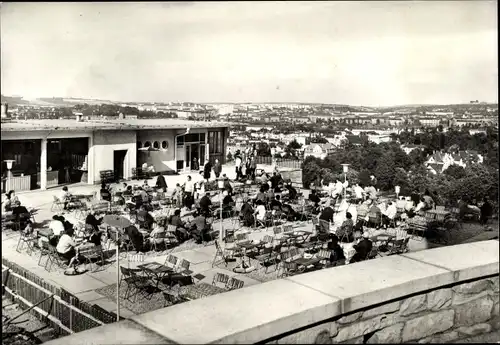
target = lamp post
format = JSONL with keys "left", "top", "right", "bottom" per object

{"left": 4, "top": 160, "right": 15, "bottom": 190}
{"left": 395, "top": 185, "right": 400, "bottom": 200}
{"left": 341, "top": 164, "right": 349, "bottom": 200}
{"left": 217, "top": 178, "right": 225, "bottom": 244}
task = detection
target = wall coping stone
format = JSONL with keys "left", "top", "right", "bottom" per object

{"left": 44, "top": 240, "right": 499, "bottom": 345}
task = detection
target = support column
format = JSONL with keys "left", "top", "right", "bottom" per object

{"left": 40, "top": 138, "right": 47, "bottom": 190}
{"left": 88, "top": 134, "right": 95, "bottom": 185}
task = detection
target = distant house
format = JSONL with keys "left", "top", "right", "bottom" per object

{"left": 303, "top": 143, "right": 335, "bottom": 159}
{"left": 401, "top": 144, "right": 425, "bottom": 155}
{"left": 345, "top": 135, "right": 363, "bottom": 146}
{"left": 425, "top": 150, "right": 483, "bottom": 173}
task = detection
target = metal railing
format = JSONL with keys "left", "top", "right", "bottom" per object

{"left": 2, "top": 258, "right": 119, "bottom": 336}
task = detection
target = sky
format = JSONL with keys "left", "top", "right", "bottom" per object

{"left": 1, "top": 1, "right": 497, "bottom": 106}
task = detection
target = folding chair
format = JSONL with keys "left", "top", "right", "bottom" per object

{"left": 165, "top": 225, "right": 179, "bottom": 247}
{"left": 50, "top": 196, "right": 65, "bottom": 212}
{"left": 225, "top": 277, "right": 244, "bottom": 290}
{"left": 279, "top": 261, "right": 299, "bottom": 278}
{"left": 151, "top": 232, "right": 167, "bottom": 252}
{"left": 212, "top": 240, "right": 239, "bottom": 267}
{"left": 16, "top": 232, "right": 37, "bottom": 256}
{"left": 177, "top": 259, "right": 193, "bottom": 276}
{"left": 119, "top": 266, "right": 152, "bottom": 302}
{"left": 317, "top": 249, "right": 332, "bottom": 268}
{"left": 79, "top": 246, "right": 105, "bottom": 272}
{"left": 164, "top": 254, "right": 179, "bottom": 269}
{"left": 45, "top": 245, "right": 67, "bottom": 272}
{"left": 212, "top": 272, "right": 230, "bottom": 287}
{"left": 254, "top": 246, "right": 279, "bottom": 273}
{"left": 163, "top": 291, "right": 186, "bottom": 306}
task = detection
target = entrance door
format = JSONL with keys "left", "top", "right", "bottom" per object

{"left": 185, "top": 144, "right": 200, "bottom": 171}
{"left": 113, "top": 150, "right": 127, "bottom": 180}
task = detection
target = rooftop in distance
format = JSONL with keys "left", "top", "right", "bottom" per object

{"left": 0, "top": 119, "right": 232, "bottom": 132}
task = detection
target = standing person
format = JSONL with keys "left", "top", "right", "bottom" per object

{"left": 172, "top": 183, "right": 184, "bottom": 208}
{"left": 192, "top": 157, "right": 199, "bottom": 172}
{"left": 203, "top": 160, "right": 212, "bottom": 181}
{"left": 183, "top": 175, "right": 194, "bottom": 210}
{"left": 213, "top": 159, "right": 222, "bottom": 179}
{"left": 234, "top": 150, "right": 242, "bottom": 180}
{"left": 60, "top": 186, "right": 72, "bottom": 210}
{"left": 318, "top": 201, "right": 335, "bottom": 235}
{"left": 155, "top": 172, "right": 168, "bottom": 193}
{"left": 249, "top": 156, "right": 257, "bottom": 181}
{"left": 480, "top": 197, "right": 493, "bottom": 226}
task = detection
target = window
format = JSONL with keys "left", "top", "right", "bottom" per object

{"left": 185, "top": 133, "right": 200, "bottom": 143}
{"left": 177, "top": 136, "right": 184, "bottom": 146}
{"left": 161, "top": 141, "right": 168, "bottom": 150}
{"left": 153, "top": 141, "right": 160, "bottom": 149}
{"left": 137, "top": 141, "right": 142, "bottom": 148}
{"left": 144, "top": 141, "right": 151, "bottom": 148}
{"left": 209, "top": 131, "right": 222, "bottom": 154}
{"left": 200, "top": 133, "right": 206, "bottom": 142}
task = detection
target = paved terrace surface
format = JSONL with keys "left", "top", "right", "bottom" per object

{"left": 0, "top": 163, "right": 464, "bottom": 319}
{"left": 0, "top": 118, "right": 231, "bottom": 132}
{"left": 44, "top": 240, "right": 499, "bottom": 344}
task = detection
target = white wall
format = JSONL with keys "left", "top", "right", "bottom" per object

{"left": 92, "top": 130, "right": 137, "bottom": 183}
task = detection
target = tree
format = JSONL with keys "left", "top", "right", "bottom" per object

{"left": 393, "top": 168, "right": 410, "bottom": 195}
{"left": 443, "top": 165, "right": 467, "bottom": 179}
{"left": 285, "top": 140, "right": 302, "bottom": 158}
{"left": 257, "top": 142, "right": 271, "bottom": 157}
{"left": 358, "top": 169, "right": 371, "bottom": 186}
{"left": 374, "top": 153, "right": 396, "bottom": 190}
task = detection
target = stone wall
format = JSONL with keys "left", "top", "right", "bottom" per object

{"left": 269, "top": 275, "right": 499, "bottom": 344}
{"left": 44, "top": 240, "right": 499, "bottom": 345}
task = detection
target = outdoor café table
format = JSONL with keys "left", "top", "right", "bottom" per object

{"left": 236, "top": 241, "right": 261, "bottom": 267}
{"left": 137, "top": 262, "right": 173, "bottom": 290}
{"left": 292, "top": 256, "right": 323, "bottom": 270}
{"left": 180, "top": 282, "right": 226, "bottom": 301}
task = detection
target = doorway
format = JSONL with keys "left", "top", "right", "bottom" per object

{"left": 113, "top": 150, "right": 127, "bottom": 180}
{"left": 185, "top": 144, "right": 200, "bottom": 170}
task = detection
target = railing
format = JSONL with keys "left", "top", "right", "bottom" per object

{"left": 2, "top": 175, "right": 31, "bottom": 193}
{"left": 2, "top": 258, "right": 119, "bottom": 335}
{"left": 276, "top": 158, "right": 303, "bottom": 169}
{"left": 253, "top": 155, "right": 273, "bottom": 165}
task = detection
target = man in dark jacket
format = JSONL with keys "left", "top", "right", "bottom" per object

{"left": 203, "top": 161, "right": 212, "bottom": 180}
{"left": 319, "top": 202, "right": 334, "bottom": 234}
{"left": 85, "top": 211, "right": 102, "bottom": 232}
{"left": 213, "top": 159, "right": 222, "bottom": 178}
{"left": 155, "top": 172, "right": 167, "bottom": 192}
{"left": 480, "top": 197, "right": 493, "bottom": 225}
{"left": 350, "top": 230, "right": 373, "bottom": 263}
{"left": 199, "top": 193, "right": 212, "bottom": 217}
{"left": 124, "top": 223, "right": 145, "bottom": 252}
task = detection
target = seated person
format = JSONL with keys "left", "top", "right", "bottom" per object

{"left": 123, "top": 219, "right": 145, "bottom": 252}
{"left": 270, "top": 194, "right": 283, "bottom": 211}
{"left": 56, "top": 228, "right": 83, "bottom": 273}
{"left": 86, "top": 226, "right": 102, "bottom": 248}
{"left": 2, "top": 193, "right": 13, "bottom": 213}
{"left": 149, "top": 222, "right": 166, "bottom": 244}
{"left": 49, "top": 215, "right": 66, "bottom": 238}
{"left": 285, "top": 183, "right": 298, "bottom": 200}
{"left": 3, "top": 190, "right": 21, "bottom": 213}
{"left": 308, "top": 190, "right": 321, "bottom": 209}
{"left": 100, "top": 183, "right": 111, "bottom": 202}
{"left": 60, "top": 186, "right": 72, "bottom": 210}
{"left": 318, "top": 201, "right": 335, "bottom": 235}
{"left": 336, "top": 212, "right": 354, "bottom": 242}
{"left": 240, "top": 198, "right": 255, "bottom": 227}
{"left": 142, "top": 180, "right": 152, "bottom": 192}
{"left": 480, "top": 197, "right": 493, "bottom": 225}
{"left": 169, "top": 209, "right": 189, "bottom": 241}
{"left": 136, "top": 205, "right": 155, "bottom": 230}
{"left": 255, "top": 185, "right": 268, "bottom": 205}
{"left": 222, "top": 192, "right": 234, "bottom": 207}
{"left": 122, "top": 185, "right": 133, "bottom": 196}
{"left": 327, "top": 234, "right": 346, "bottom": 265}
{"left": 199, "top": 192, "right": 212, "bottom": 217}
{"left": 266, "top": 188, "right": 275, "bottom": 204}
{"left": 155, "top": 172, "right": 168, "bottom": 193}
{"left": 281, "top": 202, "right": 301, "bottom": 221}
{"left": 382, "top": 201, "right": 398, "bottom": 228}
{"left": 138, "top": 187, "right": 150, "bottom": 204}
{"left": 253, "top": 200, "right": 267, "bottom": 225}
{"left": 350, "top": 230, "right": 373, "bottom": 263}
{"left": 223, "top": 175, "right": 233, "bottom": 195}
{"left": 190, "top": 211, "right": 211, "bottom": 244}
{"left": 415, "top": 197, "right": 429, "bottom": 214}
{"left": 85, "top": 211, "right": 102, "bottom": 232}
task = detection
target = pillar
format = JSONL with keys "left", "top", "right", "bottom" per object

{"left": 40, "top": 138, "right": 47, "bottom": 190}
{"left": 88, "top": 134, "right": 95, "bottom": 185}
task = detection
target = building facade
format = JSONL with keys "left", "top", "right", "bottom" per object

{"left": 1, "top": 119, "right": 230, "bottom": 191}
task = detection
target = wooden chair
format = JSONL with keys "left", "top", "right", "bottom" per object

{"left": 50, "top": 196, "right": 65, "bottom": 212}
{"left": 212, "top": 272, "right": 230, "bottom": 287}
{"left": 225, "top": 277, "right": 244, "bottom": 290}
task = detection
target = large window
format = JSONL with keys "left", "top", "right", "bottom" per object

{"left": 209, "top": 131, "right": 223, "bottom": 154}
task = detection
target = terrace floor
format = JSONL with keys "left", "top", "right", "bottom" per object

{"left": 2, "top": 164, "right": 497, "bottom": 318}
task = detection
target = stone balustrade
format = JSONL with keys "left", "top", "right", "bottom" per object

{"left": 45, "top": 240, "right": 499, "bottom": 345}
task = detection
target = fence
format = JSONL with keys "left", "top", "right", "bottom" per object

{"left": 2, "top": 258, "right": 119, "bottom": 336}
{"left": 276, "top": 158, "right": 303, "bottom": 170}
{"left": 2, "top": 175, "right": 31, "bottom": 193}
{"left": 254, "top": 155, "right": 273, "bottom": 165}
